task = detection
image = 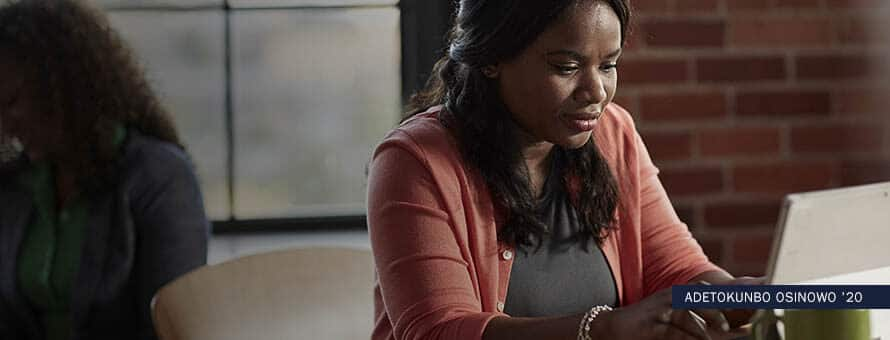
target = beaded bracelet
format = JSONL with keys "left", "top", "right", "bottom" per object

{"left": 577, "top": 305, "right": 613, "bottom": 340}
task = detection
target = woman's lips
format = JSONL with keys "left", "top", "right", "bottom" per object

{"left": 561, "top": 113, "right": 601, "bottom": 132}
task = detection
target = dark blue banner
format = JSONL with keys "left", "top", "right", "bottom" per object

{"left": 671, "top": 285, "right": 890, "bottom": 309}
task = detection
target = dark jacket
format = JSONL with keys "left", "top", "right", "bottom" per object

{"left": 0, "top": 131, "right": 209, "bottom": 340}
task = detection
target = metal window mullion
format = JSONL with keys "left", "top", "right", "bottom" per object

{"left": 224, "top": 2, "right": 236, "bottom": 221}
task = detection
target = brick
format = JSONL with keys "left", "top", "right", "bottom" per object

{"left": 841, "top": 159, "right": 890, "bottom": 185}
{"left": 639, "top": 92, "right": 727, "bottom": 121}
{"left": 835, "top": 17, "right": 872, "bottom": 45}
{"left": 733, "top": 161, "right": 839, "bottom": 194}
{"left": 773, "top": 0, "right": 824, "bottom": 8}
{"left": 834, "top": 89, "right": 887, "bottom": 115}
{"left": 631, "top": 0, "right": 670, "bottom": 12}
{"left": 732, "top": 234, "right": 774, "bottom": 264}
{"left": 642, "top": 20, "right": 726, "bottom": 47}
{"left": 791, "top": 124, "right": 885, "bottom": 154}
{"left": 736, "top": 91, "right": 831, "bottom": 117}
{"left": 726, "top": 0, "right": 770, "bottom": 11}
{"left": 704, "top": 201, "right": 782, "bottom": 228}
{"left": 620, "top": 58, "right": 689, "bottom": 85}
{"left": 674, "top": 0, "right": 720, "bottom": 12}
{"left": 697, "top": 56, "right": 786, "bottom": 83}
{"left": 796, "top": 55, "right": 872, "bottom": 80}
{"left": 641, "top": 131, "right": 694, "bottom": 161}
{"left": 699, "top": 127, "right": 781, "bottom": 157}
{"left": 660, "top": 167, "right": 725, "bottom": 196}
{"left": 729, "top": 17, "right": 832, "bottom": 47}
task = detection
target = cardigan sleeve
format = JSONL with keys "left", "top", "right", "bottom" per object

{"left": 128, "top": 142, "right": 209, "bottom": 340}
{"left": 634, "top": 130, "right": 723, "bottom": 296}
{"left": 367, "top": 132, "right": 500, "bottom": 340}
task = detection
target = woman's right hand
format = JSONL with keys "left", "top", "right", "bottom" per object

{"left": 591, "top": 287, "right": 749, "bottom": 340}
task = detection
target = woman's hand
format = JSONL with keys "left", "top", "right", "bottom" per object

{"left": 713, "top": 276, "right": 766, "bottom": 329}
{"left": 690, "top": 271, "right": 768, "bottom": 329}
{"left": 591, "top": 287, "right": 750, "bottom": 340}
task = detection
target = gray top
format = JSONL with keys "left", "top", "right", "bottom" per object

{"left": 504, "top": 162, "right": 618, "bottom": 317}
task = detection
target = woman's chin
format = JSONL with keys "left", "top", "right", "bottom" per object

{"left": 558, "top": 132, "right": 593, "bottom": 150}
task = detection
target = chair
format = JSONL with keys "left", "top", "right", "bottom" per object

{"left": 151, "top": 247, "right": 375, "bottom": 340}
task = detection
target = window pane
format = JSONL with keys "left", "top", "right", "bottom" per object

{"left": 98, "top": 0, "right": 222, "bottom": 9}
{"left": 232, "top": 8, "right": 400, "bottom": 218}
{"left": 108, "top": 11, "right": 229, "bottom": 219}
{"left": 228, "top": 0, "right": 397, "bottom": 8}
{"left": 99, "top": 0, "right": 398, "bottom": 10}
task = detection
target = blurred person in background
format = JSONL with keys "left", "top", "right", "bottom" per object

{"left": 0, "top": 1, "right": 208, "bottom": 339}
{"left": 367, "top": 1, "right": 761, "bottom": 339}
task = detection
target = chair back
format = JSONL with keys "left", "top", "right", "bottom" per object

{"left": 151, "top": 247, "right": 374, "bottom": 340}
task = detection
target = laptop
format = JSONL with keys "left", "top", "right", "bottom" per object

{"left": 761, "top": 181, "right": 890, "bottom": 338}
{"left": 764, "top": 181, "right": 890, "bottom": 285}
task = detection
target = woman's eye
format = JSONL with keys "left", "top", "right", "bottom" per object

{"left": 553, "top": 64, "right": 579, "bottom": 75}
{"left": 600, "top": 63, "right": 619, "bottom": 72}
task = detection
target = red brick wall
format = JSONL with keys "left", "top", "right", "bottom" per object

{"left": 616, "top": 0, "right": 890, "bottom": 275}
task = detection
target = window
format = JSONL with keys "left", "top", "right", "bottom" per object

{"left": 230, "top": 6, "right": 399, "bottom": 219}
{"left": 101, "top": 0, "right": 453, "bottom": 232}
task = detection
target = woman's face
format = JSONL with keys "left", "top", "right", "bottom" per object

{"left": 0, "top": 53, "right": 55, "bottom": 159}
{"left": 0, "top": 54, "right": 26, "bottom": 138}
{"left": 493, "top": 0, "right": 622, "bottom": 149}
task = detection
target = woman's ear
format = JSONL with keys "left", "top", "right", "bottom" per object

{"left": 481, "top": 65, "right": 500, "bottom": 78}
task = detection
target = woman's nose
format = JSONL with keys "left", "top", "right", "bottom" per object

{"left": 573, "top": 72, "right": 608, "bottom": 106}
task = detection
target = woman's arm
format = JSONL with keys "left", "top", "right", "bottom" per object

{"left": 128, "top": 144, "right": 209, "bottom": 340}
{"left": 484, "top": 288, "right": 736, "bottom": 340}
{"left": 632, "top": 126, "right": 724, "bottom": 294}
{"left": 483, "top": 314, "right": 592, "bottom": 340}
{"left": 629, "top": 123, "right": 765, "bottom": 331}
{"left": 368, "top": 141, "right": 501, "bottom": 340}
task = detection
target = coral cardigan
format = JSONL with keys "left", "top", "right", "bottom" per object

{"left": 367, "top": 104, "right": 721, "bottom": 340}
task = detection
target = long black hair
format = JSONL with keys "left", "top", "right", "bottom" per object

{"left": 407, "top": 0, "right": 631, "bottom": 249}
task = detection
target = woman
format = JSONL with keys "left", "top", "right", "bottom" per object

{"left": 0, "top": 1, "right": 208, "bottom": 339}
{"left": 367, "top": 1, "right": 759, "bottom": 339}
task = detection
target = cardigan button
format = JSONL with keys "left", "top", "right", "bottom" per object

{"left": 501, "top": 249, "right": 513, "bottom": 260}
{"left": 497, "top": 301, "right": 505, "bottom": 312}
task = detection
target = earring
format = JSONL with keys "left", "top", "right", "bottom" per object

{"left": 481, "top": 66, "right": 499, "bottom": 78}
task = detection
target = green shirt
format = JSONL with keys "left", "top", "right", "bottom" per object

{"left": 17, "top": 161, "right": 88, "bottom": 340}
{"left": 16, "top": 126, "right": 126, "bottom": 340}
